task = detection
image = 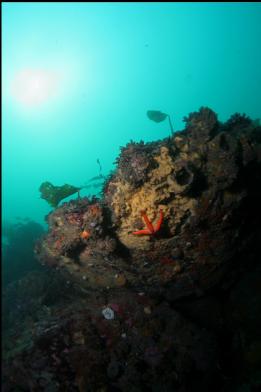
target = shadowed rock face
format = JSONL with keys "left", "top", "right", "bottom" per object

{"left": 35, "top": 107, "right": 261, "bottom": 299}
{"left": 2, "top": 284, "right": 219, "bottom": 392}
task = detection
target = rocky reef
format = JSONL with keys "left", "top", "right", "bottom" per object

{"left": 3, "top": 107, "right": 260, "bottom": 392}
{"left": 35, "top": 107, "right": 261, "bottom": 299}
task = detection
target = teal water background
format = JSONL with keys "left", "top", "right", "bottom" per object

{"left": 2, "top": 2, "right": 261, "bottom": 228}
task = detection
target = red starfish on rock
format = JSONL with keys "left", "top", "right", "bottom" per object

{"left": 133, "top": 209, "right": 164, "bottom": 235}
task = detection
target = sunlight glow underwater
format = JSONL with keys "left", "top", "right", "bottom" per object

{"left": 10, "top": 68, "right": 60, "bottom": 107}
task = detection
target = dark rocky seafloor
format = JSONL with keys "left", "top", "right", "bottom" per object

{"left": 2, "top": 108, "right": 261, "bottom": 391}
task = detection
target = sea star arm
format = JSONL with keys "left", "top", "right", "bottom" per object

{"left": 132, "top": 229, "right": 152, "bottom": 235}
{"left": 140, "top": 210, "right": 155, "bottom": 233}
{"left": 154, "top": 209, "right": 164, "bottom": 232}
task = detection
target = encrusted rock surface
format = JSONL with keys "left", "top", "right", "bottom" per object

{"left": 35, "top": 107, "right": 261, "bottom": 299}
{"left": 3, "top": 107, "right": 261, "bottom": 392}
{"left": 2, "top": 285, "right": 219, "bottom": 392}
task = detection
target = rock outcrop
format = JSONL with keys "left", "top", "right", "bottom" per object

{"left": 35, "top": 107, "right": 261, "bottom": 300}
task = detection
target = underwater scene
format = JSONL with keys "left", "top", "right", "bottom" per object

{"left": 2, "top": 2, "right": 261, "bottom": 391}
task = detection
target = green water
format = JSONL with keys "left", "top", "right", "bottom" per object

{"left": 2, "top": 2, "right": 261, "bottom": 227}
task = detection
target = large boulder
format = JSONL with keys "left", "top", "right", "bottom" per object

{"left": 35, "top": 108, "right": 261, "bottom": 299}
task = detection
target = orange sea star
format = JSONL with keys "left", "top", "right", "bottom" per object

{"left": 132, "top": 209, "right": 164, "bottom": 235}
